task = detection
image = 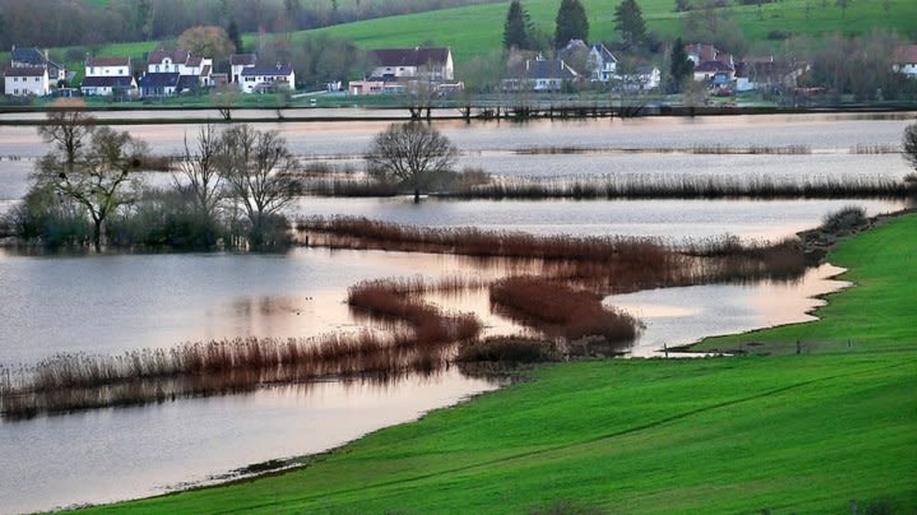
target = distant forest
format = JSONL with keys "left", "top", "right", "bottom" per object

{"left": 0, "top": 0, "right": 499, "bottom": 49}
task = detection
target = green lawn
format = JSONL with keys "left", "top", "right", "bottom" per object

{"left": 82, "top": 214, "right": 917, "bottom": 513}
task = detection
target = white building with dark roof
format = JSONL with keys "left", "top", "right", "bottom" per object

{"left": 230, "top": 54, "right": 257, "bottom": 84}
{"left": 4, "top": 65, "right": 50, "bottom": 96}
{"left": 10, "top": 46, "right": 66, "bottom": 84}
{"left": 367, "top": 47, "right": 454, "bottom": 81}
{"left": 82, "top": 56, "right": 136, "bottom": 97}
{"left": 145, "top": 48, "right": 213, "bottom": 87}
{"left": 502, "top": 56, "right": 580, "bottom": 92}
{"left": 239, "top": 64, "right": 295, "bottom": 94}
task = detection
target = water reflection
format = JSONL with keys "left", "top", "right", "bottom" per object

{"left": 0, "top": 369, "right": 501, "bottom": 515}
{"left": 608, "top": 263, "right": 849, "bottom": 356}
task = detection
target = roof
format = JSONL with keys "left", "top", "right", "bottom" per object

{"left": 521, "top": 59, "right": 579, "bottom": 80}
{"left": 81, "top": 76, "right": 134, "bottom": 88}
{"left": 695, "top": 60, "right": 734, "bottom": 73}
{"left": 201, "top": 65, "right": 211, "bottom": 76}
{"left": 177, "top": 75, "right": 199, "bottom": 90}
{"left": 11, "top": 47, "right": 46, "bottom": 65}
{"left": 686, "top": 43, "right": 719, "bottom": 62}
{"left": 896, "top": 44, "right": 917, "bottom": 64}
{"left": 4, "top": 66, "right": 47, "bottom": 77}
{"left": 138, "top": 72, "right": 180, "bottom": 88}
{"left": 369, "top": 48, "right": 451, "bottom": 67}
{"left": 87, "top": 56, "right": 131, "bottom": 67}
{"left": 241, "top": 64, "right": 294, "bottom": 77}
{"left": 187, "top": 56, "right": 203, "bottom": 66}
{"left": 231, "top": 54, "right": 257, "bottom": 66}
{"left": 591, "top": 43, "right": 618, "bottom": 63}
{"left": 147, "top": 48, "right": 191, "bottom": 65}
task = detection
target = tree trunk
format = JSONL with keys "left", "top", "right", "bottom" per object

{"left": 92, "top": 218, "right": 103, "bottom": 253}
{"left": 414, "top": 188, "right": 421, "bottom": 203}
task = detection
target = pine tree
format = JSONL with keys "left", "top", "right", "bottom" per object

{"left": 613, "top": 0, "right": 647, "bottom": 49}
{"left": 554, "top": 0, "right": 589, "bottom": 49}
{"left": 503, "top": 1, "right": 533, "bottom": 50}
{"left": 227, "top": 20, "right": 243, "bottom": 53}
{"left": 668, "top": 38, "right": 694, "bottom": 93}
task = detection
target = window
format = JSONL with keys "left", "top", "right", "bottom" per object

{"left": 121, "top": 69, "right": 126, "bottom": 75}
{"left": 35, "top": 77, "right": 40, "bottom": 82}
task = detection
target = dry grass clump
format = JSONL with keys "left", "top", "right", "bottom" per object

{"left": 490, "top": 276, "right": 640, "bottom": 343}
{"left": 456, "top": 337, "right": 561, "bottom": 363}
{"left": 347, "top": 278, "right": 482, "bottom": 344}
{"left": 691, "top": 144, "right": 811, "bottom": 155}
{"left": 821, "top": 206, "right": 868, "bottom": 234}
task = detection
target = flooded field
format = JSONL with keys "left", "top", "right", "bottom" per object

{"left": 0, "top": 112, "right": 912, "bottom": 513}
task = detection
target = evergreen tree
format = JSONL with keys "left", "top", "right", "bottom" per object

{"left": 668, "top": 38, "right": 694, "bottom": 93}
{"left": 554, "top": 0, "right": 589, "bottom": 49}
{"left": 613, "top": 0, "right": 647, "bottom": 49}
{"left": 227, "top": 20, "right": 243, "bottom": 53}
{"left": 503, "top": 1, "right": 533, "bottom": 50}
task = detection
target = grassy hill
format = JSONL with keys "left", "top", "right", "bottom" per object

{"left": 4, "top": 0, "right": 916, "bottom": 80}
{"left": 80, "top": 215, "right": 917, "bottom": 513}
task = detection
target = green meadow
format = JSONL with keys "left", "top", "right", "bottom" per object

{"left": 81, "top": 214, "right": 917, "bottom": 513}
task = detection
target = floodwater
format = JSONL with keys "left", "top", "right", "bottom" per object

{"left": 0, "top": 112, "right": 912, "bottom": 513}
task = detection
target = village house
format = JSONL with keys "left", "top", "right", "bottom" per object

{"left": 230, "top": 53, "right": 257, "bottom": 84}
{"left": 239, "top": 64, "right": 296, "bottom": 94}
{"left": 136, "top": 48, "right": 216, "bottom": 97}
{"left": 502, "top": 56, "right": 580, "bottom": 92}
{"left": 3, "top": 65, "right": 50, "bottom": 96}
{"left": 687, "top": 43, "right": 735, "bottom": 82}
{"left": 558, "top": 40, "right": 619, "bottom": 83}
{"left": 894, "top": 44, "right": 917, "bottom": 78}
{"left": 81, "top": 56, "right": 136, "bottom": 97}
{"left": 10, "top": 46, "right": 66, "bottom": 84}
{"left": 367, "top": 47, "right": 454, "bottom": 82}
{"left": 349, "top": 47, "right": 461, "bottom": 96}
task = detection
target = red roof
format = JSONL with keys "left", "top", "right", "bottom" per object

{"left": 230, "top": 53, "right": 257, "bottom": 66}
{"left": 87, "top": 56, "right": 130, "bottom": 67}
{"left": 148, "top": 48, "right": 191, "bottom": 65}
{"left": 4, "top": 66, "right": 47, "bottom": 77}
{"left": 369, "top": 48, "right": 451, "bottom": 67}
{"left": 896, "top": 44, "right": 917, "bottom": 64}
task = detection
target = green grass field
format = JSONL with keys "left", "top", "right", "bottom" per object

{"left": 82, "top": 214, "right": 917, "bottom": 513}
{"left": 4, "top": 0, "right": 916, "bottom": 84}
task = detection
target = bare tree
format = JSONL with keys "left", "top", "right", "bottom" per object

{"left": 366, "top": 123, "right": 458, "bottom": 202}
{"left": 37, "top": 101, "right": 96, "bottom": 173}
{"left": 904, "top": 123, "right": 917, "bottom": 171}
{"left": 214, "top": 84, "right": 240, "bottom": 121}
{"left": 37, "top": 127, "right": 148, "bottom": 251}
{"left": 218, "top": 125, "right": 301, "bottom": 236}
{"left": 177, "top": 124, "right": 224, "bottom": 219}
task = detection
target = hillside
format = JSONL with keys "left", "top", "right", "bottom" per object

{"left": 4, "top": 0, "right": 916, "bottom": 78}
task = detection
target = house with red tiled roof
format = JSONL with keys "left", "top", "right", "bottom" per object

{"left": 894, "top": 44, "right": 917, "bottom": 78}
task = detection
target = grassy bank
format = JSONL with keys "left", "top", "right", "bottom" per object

{"left": 82, "top": 214, "right": 916, "bottom": 513}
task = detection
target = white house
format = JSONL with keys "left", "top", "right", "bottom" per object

{"left": 502, "top": 56, "right": 580, "bottom": 92}
{"left": 589, "top": 44, "right": 618, "bottom": 82}
{"left": 894, "top": 44, "right": 917, "bottom": 78}
{"left": 230, "top": 53, "right": 257, "bottom": 85}
{"left": 146, "top": 49, "right": 213, "bottom": 87}
{"left": 81, "top": 56, "right": 136, "bottom": 97}
{"left": 4, "top": 65, "right": 50, "bottom": 96}
{"left": 10, "top": 46, "right": 66, "bottom": 84}
{"left": 240, "top": 64, "right": 295, "bottom": 94}
{"left": 367, "top": 47, "right": 454, "bottom": 81}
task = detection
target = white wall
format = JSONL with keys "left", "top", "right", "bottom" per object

{"left": 4, "top": 73, "right": 50, "bottom": 96}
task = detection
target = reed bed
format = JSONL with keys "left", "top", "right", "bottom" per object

{"left": 490, "top": 276, "right": 640, "bottom": 343}
{"left": 456, "top": 337, "right": 561, "bottom": 363}
{"left": 442, "top": 174, "right": 913, "bottom": 200}
{"left": 299, "top": 216, "right": 671, "bottom": 265}
{"left": 850, "top": 143, "right": 900, "bottom": 154}
{"left": 0, "top": 332, "right": 462, "bottom": 419}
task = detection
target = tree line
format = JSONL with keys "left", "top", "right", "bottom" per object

{"left": 0, "top": 0, "right": 498, "bottom": 50}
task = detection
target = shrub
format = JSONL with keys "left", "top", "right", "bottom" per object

{"left": 821, "top": 206, "right": 868, "bottom": 234}
{"left": 456, "top": 337, "right": 560, "bottom": 363}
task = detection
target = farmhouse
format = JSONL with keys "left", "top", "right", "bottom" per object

{"left": 502, "top": 56, "right": 580, "bottom": 92}
{"left": 230, "top": 53, "right": 257, "bottom": 84}
{"left": 10, "top": 46, "right": 66, "bottom": 84}
{"left": 3, "top": 65, "right": 50, "bottom": 96}
{"left": 81, "top": 56, "right": 136, "bottom": 97}
{"left": 894, "top": 44, "right": 917, "bottom": 78}
{"left": 367, "top": 47, "right": 454, "bottom": 81}
{"left": 145, "top": 48, "right": 214, "bottom": 87}
{"left": 239, "top": 64, "right": 296, "bottom": 94}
